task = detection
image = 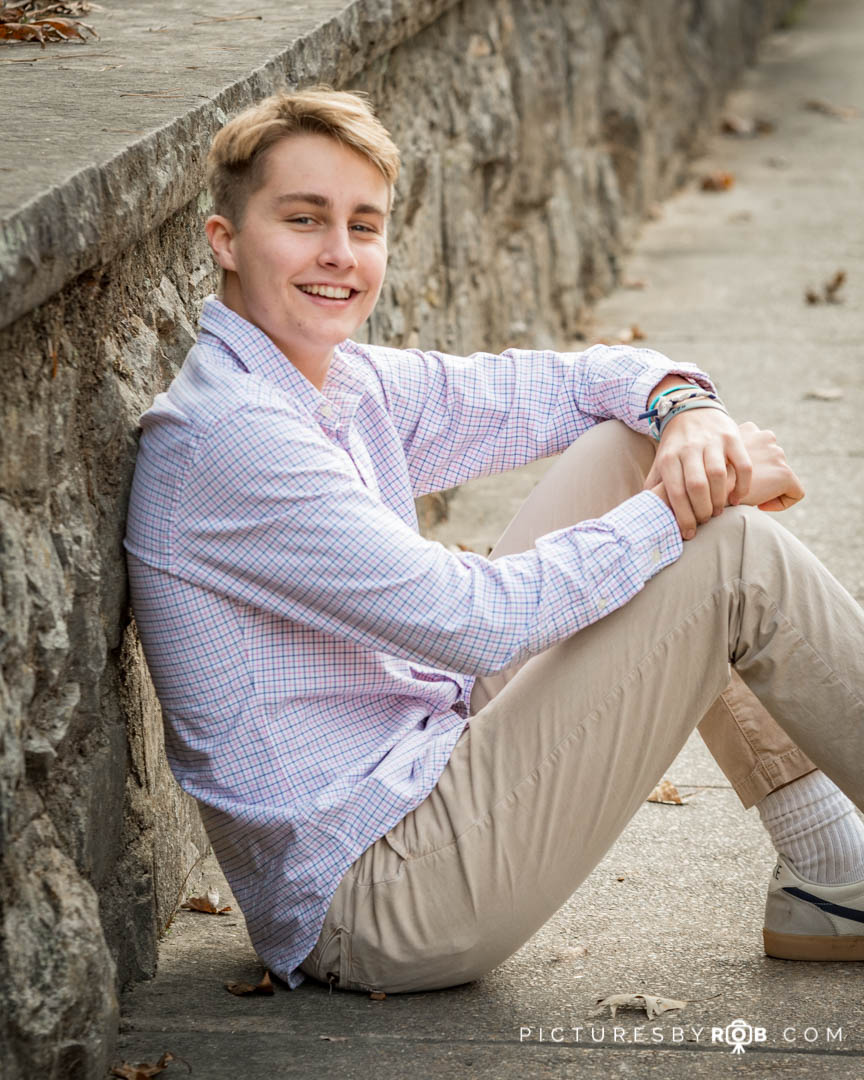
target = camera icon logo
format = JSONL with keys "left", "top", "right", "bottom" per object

{"left": 723, "top": 1018, "right": 767, "bottom": 1054}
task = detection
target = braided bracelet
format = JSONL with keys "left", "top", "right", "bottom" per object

{"left": 657, "top": 397, "right": 729, "bottom": 440}
{"left": 647, "top": 381, "right": 700, "bottom": 415}
{"left": 640, "top": 387, "right": 724, "bottom": 440}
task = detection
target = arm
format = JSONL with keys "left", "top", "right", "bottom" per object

{"left": 362, "top": 341, "right": 714, "bottom": 496}
{"left": 171, "top": 404, "right": 683, "bottom": 676}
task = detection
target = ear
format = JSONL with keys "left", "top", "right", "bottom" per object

{"left": 205, "top": 214, "right": 238, "bottom": 272}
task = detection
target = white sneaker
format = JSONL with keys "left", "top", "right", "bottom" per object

{"left": 764, "top": 854, "right": 864, "bottom": 961}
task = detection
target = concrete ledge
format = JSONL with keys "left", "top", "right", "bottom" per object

{"left": 0, "top": 0, "right": 461, "bottom": 332}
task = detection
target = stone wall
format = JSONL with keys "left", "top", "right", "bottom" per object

{"left": 0, "top": 0, "right": 791, "bottom": 1076}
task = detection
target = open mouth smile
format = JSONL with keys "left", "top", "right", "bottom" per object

{"left": 296, "top": 283, "right": 358, "bottom": 302}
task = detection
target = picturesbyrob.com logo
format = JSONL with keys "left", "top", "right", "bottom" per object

{"left": 517, "top": 1020, "right": 845, "bottom": 1053}
{"left": 717, "top": 1019, "right": 766, "bottom": 1055}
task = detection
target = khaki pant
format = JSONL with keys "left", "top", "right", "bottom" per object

{"left": 300, "top": 421, "right": 864, "bottom": 993}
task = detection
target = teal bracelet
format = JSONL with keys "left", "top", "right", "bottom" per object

{"left": 648, "top": 382, "right": 700, "bottom": 414}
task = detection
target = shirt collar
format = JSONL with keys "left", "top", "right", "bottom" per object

{"left": 197, "top": 294, "right": 364, "bottom": 426}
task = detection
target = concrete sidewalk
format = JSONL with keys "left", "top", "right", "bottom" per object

{"left": 117, "top": 0, "right": 864, "bottom": 1075}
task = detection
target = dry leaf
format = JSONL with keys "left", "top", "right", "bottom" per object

{"left": 804, "top": 269, "right": 846, "bottom": 305}
{"left": 616, "top": 875, "right": 626, "bottom": 882}
{"left": 551, "top": 944, "right": 588, "bottom": 962}
{"left": 720, "top": 113, "right": 752, "bottom": 136}
{"left": 616, "top": 324, "right": 645, "bottom": 344}
{"left": 804, "top": 387, "right": 844, "bottom": 401}
{"left": 369, "top": 990, "right": 387, "bottom": 1000}
{"left": 181, "top": 893, "right": 232, "bottom": 915}
{"left": 804, "top": 98, "right": 858, "bottom": 120}
{"left": 111, "top": 1051, "right": 183, "bottom": 1079}
{"left": 0, "top": 9, "right": 97, "bottom": 44}
{"left": 647, "top": 778, "right": 684, "bottom": 805}
{"left": 596, "top": 993, "right": 688, "bottom": 1020}
{"left": 824, "top": 269, "right": 846, "bottom": 301}
{"left": 623, "top": 278, "right": 647, "bottom": 290}
{"left": 319, "top": 1034, "right": 349, "bottom": 1041}
{"left": 700, "top": 171, "right": 735, "bottom": 192}
{"left": 720, "top": 114, "right": 775, "bottom": 137}
{"left": 225, "top": 970, "right": 275, "bottom": 996}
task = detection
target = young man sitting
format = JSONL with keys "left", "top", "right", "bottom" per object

{"left": 124, "top": 87, "right": 864, "bottom": 995}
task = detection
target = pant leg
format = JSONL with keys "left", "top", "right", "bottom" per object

{"left": 305, "top": 500, "right": 864, "bottom": 993}
{"left": 699, "top": 673, "right": 817, "bottom": 808}
{"left": 468, "top": 420, "right": 817, "bottom": 803}
{"left": 300, "top": 422, "right": 864, "bottom": 993}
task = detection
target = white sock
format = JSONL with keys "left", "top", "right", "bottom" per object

{"left": 756, "top": 770, "right": 864, "bottom": 884}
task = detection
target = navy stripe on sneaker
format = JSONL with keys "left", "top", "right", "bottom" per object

{"left": 783, "top": 887, "right": 864, "bottom": 925}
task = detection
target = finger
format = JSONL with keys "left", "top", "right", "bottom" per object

{"left": 780, "top": 472, "right": 805, "bottom": 507}
{"left": 661, "top": 456, "right": 698, "bottom": 538}
{"left": 643, "top": 462, "right": 660, "bottom": 490}
{"left": 758, "top": 496, "right": 795, "bottom": 512}
{"left": 726, "top": 438, "right": 753, "bottom": 505}
{"left": 681, "top": 449, "right": 714, "bottom": 525}
{"left": 703, "top": 445, "right": 729, "bottom": 516}
{"left": 757, "top": 474, "right": 805, "bottom": 512}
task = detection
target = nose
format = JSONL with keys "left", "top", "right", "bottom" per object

{"left": 318, "top": 225, "right": 358, "bottom": 270}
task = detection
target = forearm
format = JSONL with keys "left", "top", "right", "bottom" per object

{"left": 370, "top": 342, "right": 713, "bottom": 494}
{"left": 645, "top": 373, "right": 703, "bottom": 408}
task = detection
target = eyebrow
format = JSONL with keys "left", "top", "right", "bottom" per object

{"left": 274, "top": 191, "right": 388, "bottom": 217}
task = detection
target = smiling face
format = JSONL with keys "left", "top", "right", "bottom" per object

{"left": 205, "top": 132, "right": 390, "bottom": 387}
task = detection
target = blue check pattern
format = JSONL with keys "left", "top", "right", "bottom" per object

{"left": 124, "top": 296, "right": 708, "bottom": 987}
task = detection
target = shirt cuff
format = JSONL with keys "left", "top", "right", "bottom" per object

{"left": 628, "top": 361, "right": 717, "bottom": 437}
{"left": 601, "top": 489, "right": 683, "bottom": 581}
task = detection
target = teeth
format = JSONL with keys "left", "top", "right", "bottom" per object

{"left": 298, "top": 284, "right": 352, "bottom": 299}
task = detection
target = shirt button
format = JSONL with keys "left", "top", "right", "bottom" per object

{"left": 597, "top": 596, "right": 608, "bottom": 611}
{"left": 651, "top": 548, "right": 661, "bottom": 565}
{"left": 320, "top": 403, "right": 334, "bottom": 419}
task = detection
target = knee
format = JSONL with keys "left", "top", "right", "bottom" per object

{"left": 560, "top": 419, "right": 655, "bottom": 481}
{"left": 692, "top": 503, "right": 791, "bottom": 575}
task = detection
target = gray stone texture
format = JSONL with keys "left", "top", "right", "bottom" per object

{"left": 0, "top": 0, "right": 791, "bottom": 1076}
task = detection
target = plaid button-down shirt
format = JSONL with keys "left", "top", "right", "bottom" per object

{"left": 124, "top": 296, "right": 707, "bottom": 986}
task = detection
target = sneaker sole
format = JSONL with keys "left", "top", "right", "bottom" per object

{"left": 764, "top": 929, "right": 864, "bottom": 961}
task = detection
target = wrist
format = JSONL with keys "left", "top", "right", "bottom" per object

{"left": 641, "top": 389, "right": 728, "bottom": 442}
{"left": 644, "top": 375, "right": 698, "bottom": 412}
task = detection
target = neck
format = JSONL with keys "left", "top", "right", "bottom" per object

{"left": 220, "top": 277, "right": 333, "bottom": 391}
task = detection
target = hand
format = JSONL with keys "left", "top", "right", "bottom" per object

{"left": 644, "top": 407, "right": 753, "bottom": 539}
{"left": 648, "top": 420, "right": 804, "bottom": 538}
{"left": 732, "top": 421, "right": 804, "bottom": 511}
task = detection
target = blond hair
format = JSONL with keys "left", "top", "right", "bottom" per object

{"left": 206, "top": 86, "right": 400, "bottom": 225}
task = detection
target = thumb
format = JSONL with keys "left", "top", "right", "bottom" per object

{"left": 758, "top": 491, "right": 804, "bottom": 512}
